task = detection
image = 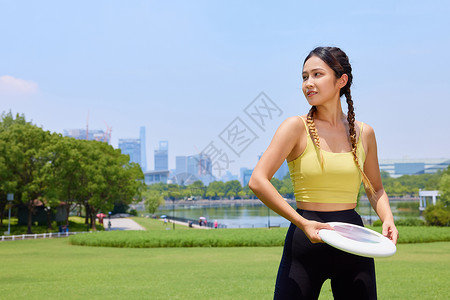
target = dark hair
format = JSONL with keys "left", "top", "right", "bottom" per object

{"left": 304, "top": 47, "right": 352, "bottom": 97}
{"left": 303, "top": 46, "right": 375, "bottom": 195}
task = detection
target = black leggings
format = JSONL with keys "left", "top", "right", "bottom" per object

{"left": 274, "top": 209, "right": 377, "bottom": 300}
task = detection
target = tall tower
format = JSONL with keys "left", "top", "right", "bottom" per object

{"left": 139, "top": 126, "right": 147, "bottom": 172}
{"left": 119, "top": 139, "right": 141, "bottom": 164}
{"left": 154, "top": 141, "right": 168, "bottom": 171}
{"left": 176, "top": 156, "right": 187, "bottom": 175}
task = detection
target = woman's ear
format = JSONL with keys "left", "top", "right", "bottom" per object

{"left": 339, "top": 74, "right": 348, "bottom": 88}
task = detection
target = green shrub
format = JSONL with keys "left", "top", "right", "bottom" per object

{"left": 70, "top": 228, "right": 288, "bottom": 248}
{"left": 395, "top": 218, "right": 425, "bottom": 226}
{"left": 372, "top": 217, "right": 432, "bottom": 227}
{"left": 373, "top": 218, "right": 426, "bottom": 227}
{"left": 389, "top": 226, "right": 450, "bottom": 243}
{"left": 396, "top": 202, "right": 420, "bottom": 210}
{"left": 69, "top": 226, "right": 450, "bottom": 248}
{"left": 372, "top": 219, "right": 383, "bottom": 226}
{"left": 368, "top": 226, "right": 450, "bottom": 243}
{"left": 423, "top": 203, "right": 450, "bottom": 226}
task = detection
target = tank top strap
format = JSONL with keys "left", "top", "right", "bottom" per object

{"left": 299, "top": 116, "right": 310, "bottom": 137}
{"left": 358, "top": 122, "right": 364, "bottom": 144}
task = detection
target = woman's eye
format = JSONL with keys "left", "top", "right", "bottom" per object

{"left": 302, "top": 76, "right": 308, "bottom": 81}
{"left": 314, "top": 72, "right": 321, "bottom": 77}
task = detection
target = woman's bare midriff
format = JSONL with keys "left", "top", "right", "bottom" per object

{"left": 297, "top": 202, "right": 357, "bottom": 212}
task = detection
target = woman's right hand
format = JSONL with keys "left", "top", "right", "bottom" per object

{"left": 300, "top": 220, "right": 334, "bottom": 243}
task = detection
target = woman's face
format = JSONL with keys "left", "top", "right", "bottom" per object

{"left": 302, "top": 55, "right": 344, "bottom": 106}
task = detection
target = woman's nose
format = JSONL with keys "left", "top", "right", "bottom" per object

{"left": 304, "top": 78, "right": 314, "bottom": 87}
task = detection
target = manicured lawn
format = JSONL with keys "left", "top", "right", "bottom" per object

{"left": 131, "top": 216, "right": 190, "bottom": 230}
{"left": 1, "top": 238, "right": 449, "bottom": 299}
{"left": 1, "top": 216, "right": 104, "bottom": 235}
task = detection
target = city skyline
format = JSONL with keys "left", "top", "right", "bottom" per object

{"left": 1, "top": 1, "right": 449, "bottom": 176}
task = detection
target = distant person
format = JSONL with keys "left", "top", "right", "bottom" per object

{"left": 214, "top": 220, "right": 218, "bottom": 229}
{"left": 249, "top": 47, "right": 398, "bottom": 299}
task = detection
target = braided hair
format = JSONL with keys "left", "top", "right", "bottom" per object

{"left": 303, "top": 47, "right": 375, "bottom": 195}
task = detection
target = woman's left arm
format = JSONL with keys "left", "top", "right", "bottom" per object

{"left": 362, "top": 124, "right": 399, "bottom": 245}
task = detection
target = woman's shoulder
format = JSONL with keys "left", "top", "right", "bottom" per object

{"left": 357, "top": 120, "right": 377, "bottom": 149}
{"left": 357, "top": 120, "right": 375, "bottom": 137}
{"left": 273, "top": 116, "right": 307, "bottom": 141}
{"left": 280, "top": 115, "right": 307, "bottom": 132}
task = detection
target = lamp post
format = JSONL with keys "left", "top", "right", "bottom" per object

{"left": 172, "top": 198, "right": 175, "bottom": 230}
{"left": 267, "top": 205, "right": 271, "bottom": 228}
{"left": 7, "top": 193, "right": 13, "bottom": 235}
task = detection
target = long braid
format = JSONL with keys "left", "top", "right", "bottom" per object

{"left": 306, "top": 106, "right": 324, "bottom": 169}
{"left": 345, "top": 88, "right": 376, "bottom": 196}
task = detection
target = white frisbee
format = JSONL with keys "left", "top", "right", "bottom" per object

{"left": 318, "top": 222, "right": 396, "bottom": 258}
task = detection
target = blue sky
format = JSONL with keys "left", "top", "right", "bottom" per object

{"left": 1, "top": 0, "right": 449, "bottom": 175}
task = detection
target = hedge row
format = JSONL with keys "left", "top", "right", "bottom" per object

{"left": 69, "top": 226, "right": 450, "bottom": 248}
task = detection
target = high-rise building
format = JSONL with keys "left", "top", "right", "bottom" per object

{"left": 274, "top": 161, "right": 289, "bottom": 180}
{"left": 117, "top": 127, "right": 147, "bottom": 169}
{"left": 240, "top": 167, "right": 249, "bottom": 186}
{"left": 139, "top": 126, "right": 147, "bottom": 172}
{"left": 144, "top": 170, "right": 170, "bottom": 185}
{"left": 118, "top": 139, "right": 141, "bottom": 165}
{"left": 172, "top": 153, "right": 215, "bottom": 185}
{"left": 187, "top": 153, "right": 212, "bottom": 177}
{"left": 63, "top": 129, "right": 110, "bottom": 144}
{"left": 176, "top": 156, "right": 187, "bottom": 175}
{"left": 242, "top": 169, "right": 253, "bottom": 187}
{"left": 219, "top": 171, "right": 238, "bottom": 182}
{"left": 154, "top": 141, "right": 169, "bottom": 171}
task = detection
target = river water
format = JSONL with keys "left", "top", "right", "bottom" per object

{"left": 151, "top": 199, "right": 419, "bottom": 228}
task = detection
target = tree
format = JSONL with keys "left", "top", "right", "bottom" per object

{"left": 49, "top": 137, "right": 144, "bottom": 230}
{"left": 166, "top": 184, "right": 182, "bottom": 200}
{"left": 143, "top": 188, "right": 164, "bottom": 214}
{"left": 83, "top": 141, "right": 144, "bottom": 230}
{"left": 188, "top": 180, "right": 205, "bottom": 199}
{"left": 423, "top": 202, "right": 450, "bottom": 226}
{"left": 270, "top": 178, "right": 282, "bottom": 191}
{"left": 46, "top": 136, "right": 85, "bottom": 226}
{"left": 0, "top": 111, "right": 145, "bottom": 232}
{"left": 206, "top": 181, "right": 225, "bottom": 200}
{"left": 243, "top": 185, "right": 256, "bottom": 199}
{"left": 0, "top": 121, "right": 53, "bottom": 233}
{"left": 438, "top": 167, "right": 450, "bottom": 207}
{"left": 0, "top": 112, "right": 29, "bottom": 227}
{"left": 224, "top": 180, "right": 242, "bottom": 199}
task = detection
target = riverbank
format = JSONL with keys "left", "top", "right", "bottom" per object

{"left": 133, "top": 196, "right": 421, "bottom": 229}
{"left": 164, "top": 196, "right": 419, "bottom": 208}
{"left": 163, "top": 198, "right": 295, "bottom": 208}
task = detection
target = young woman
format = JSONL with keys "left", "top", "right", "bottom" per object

{"left": 249, "top": 47, "right": 398, "bottom": 299}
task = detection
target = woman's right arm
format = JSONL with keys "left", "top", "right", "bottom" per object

{"left": 248, "top": 117, "right": 332, "bottom": 243}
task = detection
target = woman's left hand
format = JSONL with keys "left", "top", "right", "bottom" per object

{"left": 382, "top": 220, "right": 398, "bottom": 245}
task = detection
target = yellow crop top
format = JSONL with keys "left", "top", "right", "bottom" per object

{"left": 288, "top": 117, "right": 366, "bottom": 204}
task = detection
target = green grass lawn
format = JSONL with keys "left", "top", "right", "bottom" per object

{"left": 1, "top": 216, "right": 104, "bottom": 235}
{"left": 1, "top": 238, "right": 449, "bottom": 299}
{"left": 131, "top": 216, "right": 190, "bottom": 230}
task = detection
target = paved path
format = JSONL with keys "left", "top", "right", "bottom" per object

{"left": 102, "top": 218, "right": 145, "bottom": 231}
{"left": 168, "top": 219, "right": 210, "bottom": 229}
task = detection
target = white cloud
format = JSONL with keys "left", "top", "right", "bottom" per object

{"left": 0, "top": 75, "right": 38, "bottom": 95}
